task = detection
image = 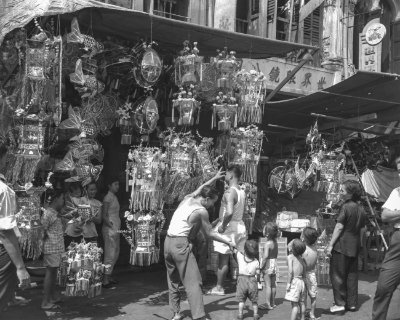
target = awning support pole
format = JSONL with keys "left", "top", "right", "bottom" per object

{"left": 264, "top": 47, "right": 319, "bottom": 103}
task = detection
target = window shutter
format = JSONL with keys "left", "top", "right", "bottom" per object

{"left": 266, "top": 0, "right": 277, "bottom": 39}
{"left": 267, "top": 0, "right": 276, "bottom": 22}
{"left": 303, "top": 6, "right": 321, "bottom": 46}
{"left": 391, "top": 20, "right": 400, "bottom": 74}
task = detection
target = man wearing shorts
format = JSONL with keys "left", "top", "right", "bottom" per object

{"left": 208, "top": 165, "right": 247, "bottom": 295}
{"left": 0, "top": 173, "right": 30, "bottom": 311}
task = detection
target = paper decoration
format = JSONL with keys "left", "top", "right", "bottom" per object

{"left": 131, "top": 95, "right": 159, "bottom": 136}
{"left": 67, "top": 18, "right": 104, "bottom": 58}
{"left": 58, "top": 242, "right": 105, "bottom": 298}
{"left": 69, "top": 59, "right": 105, "bottom": 98}
{"left": 213, "top": 47, "right": 241, "bottom": 89}
{"left": 132, "top": 41, "right": 163, "bottom": 88}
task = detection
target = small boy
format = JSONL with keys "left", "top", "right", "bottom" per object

{"left": 301, "top": 227, "right": 319, "bottom": 320}
{"left": 285, "top": 239, "right": 307, "bottom": 320}
{"left": 234, "top": 239, "right": 260, "bottom": 320}
{"left": 259, "top": 222, "right": 279, "bottom": 310}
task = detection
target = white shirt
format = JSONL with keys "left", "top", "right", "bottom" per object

{"left": 219, "top": 186, "right": 245, "bottom": 222}
{"left": 0, "top": 180, "right": 16, "bottom": 231}
{"left": 168, "top": 197, "right": 203, "bottom": 237}
{"left": 237, "top": 251, "right": 259, "bottom": 276}
{"left": 383, "top": 187, "right": 400, "bottom": 228}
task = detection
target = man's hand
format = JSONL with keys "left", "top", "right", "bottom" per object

{"left": 218, "top": 225, "right": 226, "bottom": 234}
{"left": 326, "top": 245, "right": 333, "bottom": 257}
{"left": 16, "top": 267, "right": 31, "bottom": 289}
{"left": 228, "top": 242, "right": 236, "bottom": 252}
{"left": 214, "top": 168, "right": 225, "bottom": 181}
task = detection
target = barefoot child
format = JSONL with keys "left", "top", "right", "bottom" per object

{"left": 301, "top": 227, "right": 319, "bottom": 320}
{"left": 41, "top": 190, "right": 65, "bottom": 310}
{"left": 259, "top": 222, "right": 278, "bottom": 310}
{"left": 286, "top": 239, "right": 307, "bottom": 320}
{"left": 234, "top": 240, "right": 260, "bottom": 320}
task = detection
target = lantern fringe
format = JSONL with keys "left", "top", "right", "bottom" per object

{"left": 129, "top": 247, "right": 160, "bottom": 267}
{"left": 238, "top": 105, "right": 262, "bottom": 125}
{"left": 9, "top": 155, "right": 41, "bottom": 185}
{"left": 131, "top": 191, "right": 163, "bottom": 211}
{"left": 18, "top": 227, "right": 43, "bottom": 260}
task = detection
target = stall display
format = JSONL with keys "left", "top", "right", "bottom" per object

{"left": 315, "top": 231, "right": 331, "bottom": 286}
{"left": 132, "top": 41, "right": 163, "bottom": 88}
{"left": 131, "top": 95, "right": 159, "bottom": 136}
{"left": 195, "top": 137, "right": 216, "bottom": 178}
{"left": 58, "top": 242, "right": 105, "bottom": 298}
{"left": 241, "top": 182, "right": 257, "bottom": 235}
{"left": 235, "top": 69, "right": 266, "bottom": 125}
{"left": 213, "top": 47, "right": 241, "bottom": 89}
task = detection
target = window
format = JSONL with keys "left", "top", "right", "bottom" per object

{"left": 145, "top": 0, "right": 190, "bottom": 22}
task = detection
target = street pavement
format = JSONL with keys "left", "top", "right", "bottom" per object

{"left": 3, "top": 267, "right": 400, "bottom": 320}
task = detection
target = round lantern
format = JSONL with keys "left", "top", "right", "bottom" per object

{"left": 133, "top": 48, "right": 162, "bottom": 88}
{"left": 132, "top": 96, "right": 159, "bottom": 135}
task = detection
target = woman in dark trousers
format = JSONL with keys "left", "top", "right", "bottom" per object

{"left": 326, "top": 180, "right": 367, "bottom": 314}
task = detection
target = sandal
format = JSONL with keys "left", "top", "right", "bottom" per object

{"left": 206, "top": 287, "right": 225, "bottom": 296}
{"left": 41, "top": 304, "right": 61, "bottom": 311}
{"left": 258, "top": 303, "right": 273, "bottom": 310}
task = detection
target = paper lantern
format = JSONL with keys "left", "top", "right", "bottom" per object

{"left": 132, "top": 43, "right": 162, "bottom": 88}
{"left": 132, "top": 96, "right": 159, "bottom": 135}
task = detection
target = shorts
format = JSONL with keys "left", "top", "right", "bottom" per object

{"left": 43, "top": 253, "right": 62, "bottom": 267}
{"left": 306, "top": 271, "right": 318, "bottom": 298}
{"left": 236, "top": 275, "right": 258, "bottom": 303}
{"left": 285, "top": 277, "right": 306, "bottom": 303}
{"left": 213, "top": 221, "right": 247, "bottom": 254}
{"left": 265, "top": 258, "right": 277, "bottom": 275}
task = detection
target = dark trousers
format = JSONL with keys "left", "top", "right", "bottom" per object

{"left": 164, "top": 236, "right": 205, "bottom": 320}
{"left": 330, "top": 250, "right": 358, "bottom": 307}
{"left": 0, "top": 244, "right": 18, "bottom": 311}
{"left": 372, "top": 230, "right": 400, "bottom": 320}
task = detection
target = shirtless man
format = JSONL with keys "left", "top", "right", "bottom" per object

{"left": 301, "top": 227, "right": 319, "bottom": 320}
{"left": 165, "top": 169, "right": 235, "bottom": 320}
{"left": 208, "top": 165, "right": 247, "bottom": 295}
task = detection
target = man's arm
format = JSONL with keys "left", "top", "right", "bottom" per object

{"left": 186, "top": 168, "right": 225, "bottom": 198}
{"left": 0, "top": 229, "right": 30, "bottom": 288}
{"left": 218, "top": 188, "right": 236, "bottom": 233}
{"left": 381, "top": 208, "right": 400, "bottom": 223}
{"left": 197, "top": 208, "right": 234, "bottom": 248}
{"left": 326, "top": 222, "right": 344, "bottom": 256}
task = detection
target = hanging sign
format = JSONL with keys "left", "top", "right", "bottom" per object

{"left": 365, "top": 23, "right": 386, "bottom": 46}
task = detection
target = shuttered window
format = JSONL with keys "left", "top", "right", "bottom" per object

{"left": 391, "top": 21, "right": 400, "bottom": 74}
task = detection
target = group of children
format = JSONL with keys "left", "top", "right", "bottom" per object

{"left": 232, "top": 223, "right": 319, "bottom": 320}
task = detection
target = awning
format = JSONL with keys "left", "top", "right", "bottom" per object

{"left": 264, "top": 71, "right": 400, "bottom": 133}
{"left": 0, "top": 0, "right": 316, "bottom": 58}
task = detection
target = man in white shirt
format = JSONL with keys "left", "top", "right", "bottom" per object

{"left": 372, "top": 155, "right": 400, "bottom": 320}
{"left": 0, "top": 173, "right": 30, "bottom": 311}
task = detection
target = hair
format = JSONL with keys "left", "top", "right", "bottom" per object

{"left": 263, "top": 222, "right": 278, "bottom": 240}
{"left": 107, "top": 177, "right": 119, "bottom": 187}
{"left": 68, "top": 182, "right": 82, "bottom": 193}
{"left": 227, "top": 164, "right": 242, "bottom": 179}
{"left": 342, "top": 180, "right": 362, "bottom": 202}
{"left": 244, "top": 239, "right": 259, "bottom": 260}
{"left": 198, "top": 185, "right": 219, "bottom": 199}
{"left": 302, "top": 227, "right": 319, "bottom": 246}
{"left": 86, "top": 180, "right": 97, "bottom": 189}
{"left": 45, "top": 188, "right": 64, "bottom": 204}
{"left": 291, "top": 239, "right": 306, "bottom": 257}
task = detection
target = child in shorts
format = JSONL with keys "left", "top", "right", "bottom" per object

{"left": 301, "top": 227, "right": 319, "bottom": 320}
{"left": 259, "top": 222, "right": 278, "bottom": 310}
{"left": 41, "top": 189, "right": 65, "bottom": 310}
{"left": 286, "top": 239, "right": 307, "bottom": 320}
{"left": 234, "top": 239, "right": 260, "bottom": 320}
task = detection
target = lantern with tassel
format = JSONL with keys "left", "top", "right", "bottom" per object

{"left": 235, "top": 69, "right": 266, "bottom": 125}
{"left": 175, "top": 41, "right": 203, "bottom": 87}
{"left": 172, "top": 85, "right": 200, "bottom": 126}
{"left": 212, "top": 91, "right": 238, "bottom": 131}
{"left": 213, "top": 48, "right": 241, "bottom": 89}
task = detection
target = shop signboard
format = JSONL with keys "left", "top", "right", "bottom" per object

{"left": 242, "top": 57, "right": 340, "bottom": 96}
{"left": 359, "top": 18, "right": 383, "bottom": 73}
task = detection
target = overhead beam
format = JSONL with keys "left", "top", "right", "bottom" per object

{"left": 299, "top": 0, "right": 324, "bottom": 22}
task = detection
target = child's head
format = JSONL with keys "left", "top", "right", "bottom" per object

{"left": 45, "top": 189, "right": 65, "bottom": 210}
{"left": 291, "top": 239, "right": 306, "bottom": 257}
{"left": 244, "top": 239, "right": 259, "bottom": 260}
{"left": 301, "top": 227, "right": 319, "bottom": 246}
{"left": 263, "top": 222, "right": 279, "bottom": 240}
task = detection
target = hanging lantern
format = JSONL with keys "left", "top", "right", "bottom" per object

{"left": 174, "top": 41, "right": 203, "bottom": 87}
{"left": 69, "top": 59, "right": 105, "bottom": 98}
{"left": 195, "top": 137, "right": 216, "bottom": 177}
{"left": 116, "top": 99, "right": 133, "bottom": 144}
{"left": 132, "top": 95, "right": 159, "bottom": 135}
{"left": 212, "top": 92, "right": 238, "bottom": 131}
{"left": 132, "top": 42, "right": 162, "bottom": 88}
{"left": 172, "top": 85, "right": 200, "bottom": 126}
{"left": 213, "top": 48, "right": 241, "bottom": 89}
{"left": 236, "top": 69, "right": 266, "bottom": 125}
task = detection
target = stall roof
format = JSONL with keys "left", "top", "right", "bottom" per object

{"left": 264, "top": 71, "right": 400, "bottom": 134}
{"left": 0, "top": 0, "right": 316, "bottom": 58}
